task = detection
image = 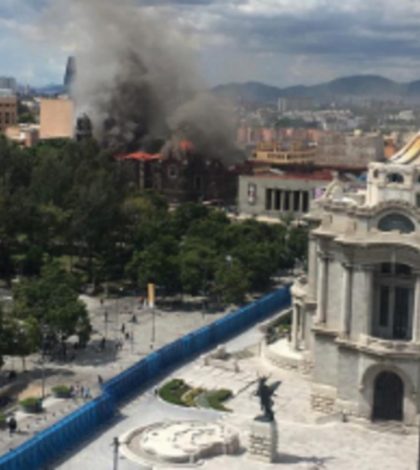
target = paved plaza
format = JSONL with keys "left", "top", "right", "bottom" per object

{"left": 0, "top": 295, "right": 227, "bottom": 456}
{"left": 56, "top": 321, "right": 418, "bottom": 470}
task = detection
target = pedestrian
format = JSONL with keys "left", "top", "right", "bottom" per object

{"left": 98, "top": 375, "right": 103, "bottom": 386}
{"left": 125, "top": 332, "right": 130, "bottom": 341}
{"left": 100, "top": 337, "right": 106, "bottom": 351}
{"left": 104, "top": 311, "right": 108, "bottom": 323}
{"left": 80, "top": 385, "right": 85, "bottom": 398}
{"left": 121, "top": 323, "right": 125, "bottom": 334}
{"left": 7, "top": 416, "right": 17, "bottom": 436}
{"left": 132, "top": 314, "right": 137, "bottom": 323}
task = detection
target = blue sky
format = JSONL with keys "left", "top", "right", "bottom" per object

{"left": 3, "top": 0, "right": 420, "bottom": 87}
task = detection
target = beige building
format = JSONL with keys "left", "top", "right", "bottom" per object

{"left": 288, "top": 132, "right": 420, "bottom": 425}
{"left": 5, "top": 125, "right": 39, "bottom": 148}
{"left": 0, "top": 95, "right": 17, "bottom": 132}
{"left": 238, "top": 169, "right": 333, "bottom": 218}
{"left": 39, "top": 98, "right": 74, "bottom": 140}
{"left": 316, "top": 131, "right": 384, "bottom": 169}
{"left": 252, "top": 141, "right": 317, "bottom": 166}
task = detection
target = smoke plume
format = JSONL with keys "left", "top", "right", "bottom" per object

{"left": 44, "top": 0, "right": 242, "bottom": 162}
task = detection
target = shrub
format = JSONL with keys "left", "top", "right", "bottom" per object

{"left": 182, "top": 387, "right": 204, "bottom": 407}
{"left": 158, "top": 379, "right": 190, "bottom": 407}
{"left": 52, "top": 385, "right": 72, "bottom": 398}
{"left": 20, "top": 397, "right": 43, "bottom": 413}
{"left": 206, "top": 389, "right": 232, "bottom": 412}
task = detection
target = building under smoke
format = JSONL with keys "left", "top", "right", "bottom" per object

{"left": 117, "top": 136, "right": 242, "bottom": 204}
{"left": 64, "top": 56, "right": 76, "bottom": 95}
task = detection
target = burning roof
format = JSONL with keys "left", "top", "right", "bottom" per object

{"left": 117, "top": 151, "right": 162, "bottom": 162}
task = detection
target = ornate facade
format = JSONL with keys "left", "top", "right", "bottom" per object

{"left": 291, "top": 133, "right": 420, "bottom": 424}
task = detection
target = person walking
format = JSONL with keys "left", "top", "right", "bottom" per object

{"left": 7, "top": 416, "right": 17, "bottom": 436}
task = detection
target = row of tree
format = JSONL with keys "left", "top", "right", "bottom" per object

{"left": 0, "top": 136, "right": 308, "bottom": 365}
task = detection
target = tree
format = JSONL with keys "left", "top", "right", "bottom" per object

{"left": 179, "top": 239, "right": 217, "bottom": 295}
{"left": 13, "top": 262, "right": 91, "bottom": 350}
{"left": 127, "top": 235, "right": 180, "bottom": 294}
{"left": 214, "top": 258, "right": 250, "bottom": 305}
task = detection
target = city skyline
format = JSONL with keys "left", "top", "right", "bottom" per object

{"left": 3, "top": 0, "right": 420, "bottom": 87}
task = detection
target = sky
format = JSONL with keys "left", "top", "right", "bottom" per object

{"left": 3, "top": 0, "right": 420, "bottom": 87}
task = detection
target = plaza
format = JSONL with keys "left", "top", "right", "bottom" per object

{"left": 56, "top": 316, "right": 417, "bottom": 470}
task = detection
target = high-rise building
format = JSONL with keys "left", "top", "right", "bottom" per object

{"left": 63, "top": 56, "right": 76, "bottom": 93}
{"left": 39, "top": 98, "right": 75, "bottom": 139}
{"left": 0, "top": 93, "right": 17, "bottom": 132}
{"left": 0, "top": 77, "right": 17, "bottom": 93}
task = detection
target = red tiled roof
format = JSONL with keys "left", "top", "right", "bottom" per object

{"left": 117, "top": 152, "right": 162, "bottom": 162}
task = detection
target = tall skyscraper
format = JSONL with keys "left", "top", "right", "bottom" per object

{"left": 63, "top": 56, "right": 76, "bottom": 93}
{"left": 0, "top": 77, "right": 17, "bottom": 93}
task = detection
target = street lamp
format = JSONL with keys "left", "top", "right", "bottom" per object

{"left": 115, "top": 287, "right": 123, "bottom": 340}
{"left": 112, "top": 437, "right": 120, "bottom": 470}
{"left": 40, "top": 324, "right": 49, "bottom": 401}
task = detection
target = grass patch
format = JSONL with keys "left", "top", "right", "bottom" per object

{"left": 206, "top": 389, "right": 232, "bottom": 411}
{"left": 158, "top": 379, "right": 190, "bottom": 407}
{"left": 51, "top": 385, "right": 72, "bottom": 398}
{"left": 159, "top": 379, "right": 232, "bottom": 412}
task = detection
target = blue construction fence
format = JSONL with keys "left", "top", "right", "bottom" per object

{"left": 0, "top": 286, "right": 291, "bottom": 470}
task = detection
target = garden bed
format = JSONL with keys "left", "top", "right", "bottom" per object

{"left": 158, "top": 379, "right": 232, "bottom": 412}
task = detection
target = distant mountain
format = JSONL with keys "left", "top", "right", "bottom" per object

{"left": 212, "top": 75, "right": 420, "bottom": 104}
{"left": 32, "top": 84, "right": 65, "bottom": 96}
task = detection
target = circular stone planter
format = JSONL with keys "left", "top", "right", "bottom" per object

{"left": 120, "top": 420, "right": 240, "bottom": 467}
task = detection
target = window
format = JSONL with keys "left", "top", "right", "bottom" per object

{"left": 387, "top": 173, "right": 404, "bottom": 184}
{"left": 372, "top": 263, "right": 414, "bottom": 341}
{"left": 265, "top": 189, "right": 273, "bottom": 210}
{"left": 378, "top": 213, "right": 415, "bottom": 233}
{"left": 167, "top": 165, "right": 178, "bottom": 179}
{"left": 302, "top": 191, "right": 309, "bottom": 212}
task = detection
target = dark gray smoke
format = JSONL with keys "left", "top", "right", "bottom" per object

{"left": 46, "top": 0, "right": 242, "bottom": 162}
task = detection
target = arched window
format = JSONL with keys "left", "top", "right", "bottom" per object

{"left": 387, "top": 173, "right": 404, "bottom": 183}
{"left": 378, "top": 213, "right": 415, "bottom": 233}
{"left": 372, "top": 263, "right": 414, "bottom": 341}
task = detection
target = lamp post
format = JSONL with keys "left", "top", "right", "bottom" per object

{"left": 130, "top": 321, "right": 134, "bottom": 354}
{"left": 115, "top": 287, "right": 123, "bottom": 340}
{"left": 112, "top": 437, "right": 120, "bottom": 470}
{"left": 40, "top": 324, "right": 48, "bottom": 401}
{"left": 151, "top": 306, "right": 156, "bottom": 350}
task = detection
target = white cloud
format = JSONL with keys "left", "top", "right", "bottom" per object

{"left": 3, "top": 0, "right": 420, "bottom": 86}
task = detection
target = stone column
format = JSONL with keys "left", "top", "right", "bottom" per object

{"left": 357, "top": 265, "right": 374, "bottom": 337}
{"left": 291, "top": 304, "right": 299, "bottom": 350}
{"left": 298, "top": 191, "right": 304, "bottom": 214}
{"left": 412, "top": 272, "right": 420, "bottom": 342}
{"left": 340, "top": 263, "right": 352, "bottom": 337}
{"left": 316, "top": 254, "right": 329, "bottom": 324}
{"left": 307, "top": 236, "right": 318, "bottom": 300}
{"left": 298, "top": 304, "right": 305, "bottom": 343}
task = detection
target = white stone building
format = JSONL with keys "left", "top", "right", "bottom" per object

{"left": 291, "top": 133, "right": 420, "bottom": 424}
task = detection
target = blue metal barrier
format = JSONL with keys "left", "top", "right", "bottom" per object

{"left": 0, "top": 286, "right": 291, "bottom": 470}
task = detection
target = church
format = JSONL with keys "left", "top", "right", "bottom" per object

{"left": 290, "top": 133, "right": 420, "bottom": 425}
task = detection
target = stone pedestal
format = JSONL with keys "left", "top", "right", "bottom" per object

{"left": 249, "top": 419, "right": 278, "bottom": 463}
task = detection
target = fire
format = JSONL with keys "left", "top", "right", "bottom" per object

{"left": 178, "top": 139, "right": 194, "bottom": 153}
{"left": 117, "top": 151, "right": 162, "bottom": 161}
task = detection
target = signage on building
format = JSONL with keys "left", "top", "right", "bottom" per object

{"left": 248, "top": 183, "right": 257, "bottom": 205}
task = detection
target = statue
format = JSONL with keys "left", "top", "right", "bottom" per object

{"left": 255, "top": 377, "right": 281, "bottom": 422}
